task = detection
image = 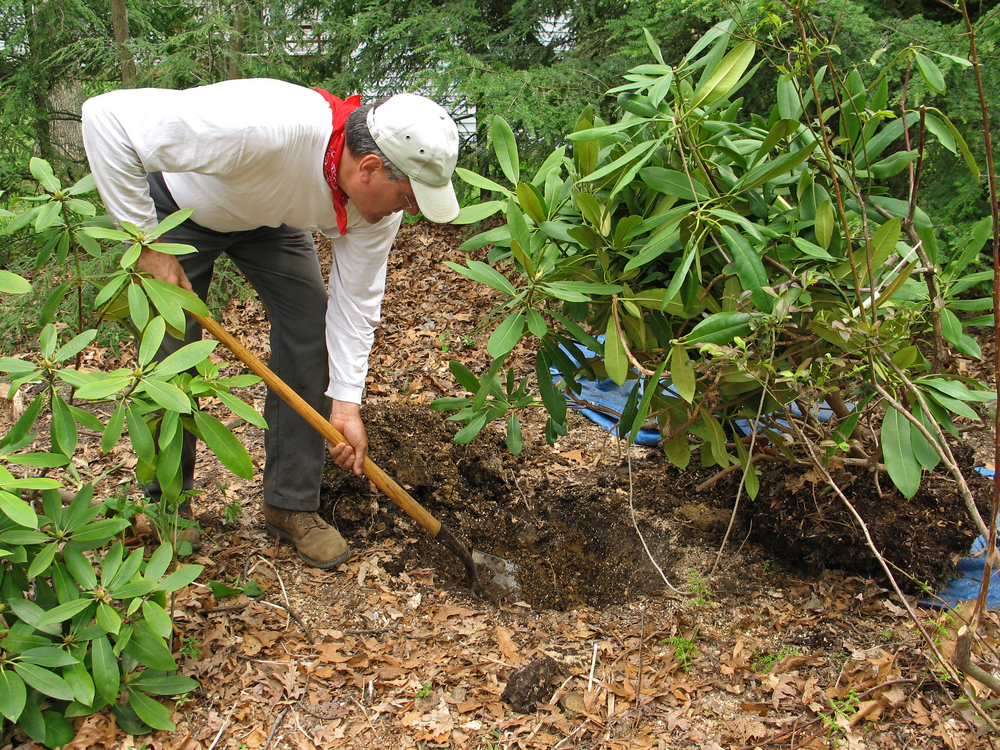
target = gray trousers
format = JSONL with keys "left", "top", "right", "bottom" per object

{"left": 148, "top": 173, "right": 330, "bottom": 511}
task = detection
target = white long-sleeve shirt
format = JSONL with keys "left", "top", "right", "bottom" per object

{"left": 81, "top": 78, "right": 403, "bottom": 404}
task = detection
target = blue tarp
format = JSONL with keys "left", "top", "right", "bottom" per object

{"left": 553, "top": 344, "right": 836, "bottom": 445}
{"left": 560, "top": 374, "right": 664, "bottom": 446}
{"left": 924, "top": 467, "right": 1000, "bottom": 610}
{"left": 923, "top": 535, "right": 1000, "bottom": 610}
{"left": 552, "top": 339, "right": 663, "bottom": 446}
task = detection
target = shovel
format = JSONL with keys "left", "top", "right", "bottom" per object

{"left": 192, "top": 313, "right": 517, "bottom": 596}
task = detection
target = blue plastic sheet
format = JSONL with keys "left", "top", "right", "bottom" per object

{"left": 923, "top": 467, "right": 1000, "bottom": 610}
{"left": 923, "top": 535, "right": 1000, "bottom": 610}
{"left": 551, "top": 338, "right": 663, "bottom": 446}
{"left": 552, "top": 339, "right": 837, "bottom": 445}
{"left": 561, "top": 374, "right": 664, "bottom": 446}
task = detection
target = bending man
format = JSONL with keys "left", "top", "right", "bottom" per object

{"left": 82, "top": 79, "right": 460, "bottom": 568}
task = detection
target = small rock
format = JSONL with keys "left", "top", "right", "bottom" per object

{"left": 559, "top": 691, "right": 586, "bottom": 715}
{"left": 501, "top": 655, "right": 563, "bottom": 713}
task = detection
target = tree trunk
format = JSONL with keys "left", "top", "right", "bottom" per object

{"left": 23, "top": 0, "right": 54, "bottom": 163}
{"left": 229, "top": 0, "right": 249, "bottom": 80}
{"left": 109, "top": 0, "right": 136, "bottom": 87}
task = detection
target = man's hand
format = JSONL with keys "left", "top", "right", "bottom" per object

{"left": 137, "top": 242, "right": 193, "bottom": 292}
{"left": 328, "top": 400, "right": 367, "bottom": 476}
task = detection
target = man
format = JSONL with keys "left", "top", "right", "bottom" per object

{"left": 81, "top": 79, "right": 460, "bottom": 568}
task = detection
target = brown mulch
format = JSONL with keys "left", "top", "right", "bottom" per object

{"left": 4, "top": 221, "right": 1000, "bottom": 749}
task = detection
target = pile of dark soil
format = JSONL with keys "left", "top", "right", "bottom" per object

{"left": 747, "top": 453, "right": 993, "bottom": 593}
{"left": 319, "top": 402, "right": 987, "bottom": 608}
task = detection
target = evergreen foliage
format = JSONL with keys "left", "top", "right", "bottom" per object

{"left": 0, "top": 0, "right": 995, "bottom": 249}
{"left": 434, "top": 12, "right": 994, "bottom": 514}
{"left": 0, "top": 160, "right": 251, "bottom": 743}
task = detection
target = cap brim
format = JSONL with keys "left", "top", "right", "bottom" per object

{"left": 411, "top": 179, "right": 460, "bottom": 223}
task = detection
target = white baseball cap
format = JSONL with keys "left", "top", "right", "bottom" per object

{"left": 367, "top": 94, "right": 460, "bottom": 223}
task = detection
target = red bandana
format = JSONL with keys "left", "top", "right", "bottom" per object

{"left": 313, "top": 88, "right": 362, "bottom": 235}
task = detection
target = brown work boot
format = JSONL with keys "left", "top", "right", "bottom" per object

{"left": 262, "top": 504, "right": 352, "bottom": 569}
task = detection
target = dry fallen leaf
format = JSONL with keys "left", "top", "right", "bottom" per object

{"left": 432, "top": 604, "right": 479, "bottom": 622}
{"left": 495, "top": 625, "right": 521, "bottom": 664}
{"left": 65, "top": 713, "right": 117, "bottom": 749}
{"left": 163, "top": 734, "right": 203, "bottom": 750}
{"left": 768, "top": 672, "right": 800, "bottom": 709}
{"left": 316, "top": 643, "right": 351, "bottom": 664}
{"left": 243, "top": 632, "right": 263, "bottom": 655}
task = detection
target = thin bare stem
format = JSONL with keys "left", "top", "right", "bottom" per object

{"left": 626, "top": 449, "right": 688, "bottom": 599}
{"left": 207, "top": 701, "right": 239, "bottom": 750}
{"left": 907, "top": 107, "right": 928, "bottom": 225}
{"left": 710, "top": 388, "right": 767, "bottom": 577}
{"left": 868, "top": 200, "right": 947, "bottom": 364}
{"left": 786, "top": 416, "right": 998, "bottom": 731}
{"left": 957, "top": 0, "right": 1000, "bottom": 635}
{"left": 610, "top": 295, "right": 658, "bottom": 378}
{"left": 956, "top": 625, "right": 1000, "bottom": 694}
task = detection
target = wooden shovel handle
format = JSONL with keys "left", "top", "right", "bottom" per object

{"left": 192, "top": 313, "right": 442, "bottom": 537}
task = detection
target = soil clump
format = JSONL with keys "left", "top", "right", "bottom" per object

{"left": 747, "top": 452, "right": 993, "bottom": 592}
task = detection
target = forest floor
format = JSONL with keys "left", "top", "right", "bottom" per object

{"left": 9, "top": 221, "right": 1000, "bottom": 750}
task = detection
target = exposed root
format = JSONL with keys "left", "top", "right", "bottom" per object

{"left": 626, "top": 448, "right": 688, "bottom": 599}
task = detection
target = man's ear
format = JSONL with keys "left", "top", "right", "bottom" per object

{"left": 357, "top": 153, "right": 384, "bottom": 184}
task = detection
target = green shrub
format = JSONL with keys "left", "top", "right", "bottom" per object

{"left": 436, "top": 13, "right": 992, "bottom": 504}
{"left": 0, "top": 158, "right": 264, "bottom": 744}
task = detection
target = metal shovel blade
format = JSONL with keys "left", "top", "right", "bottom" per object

{"left": 473, "top": 549, "right": 521, "bottom": 601}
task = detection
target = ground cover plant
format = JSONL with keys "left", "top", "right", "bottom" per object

{"left": 0, "top": 160, "right": 265, "bottom": 745}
